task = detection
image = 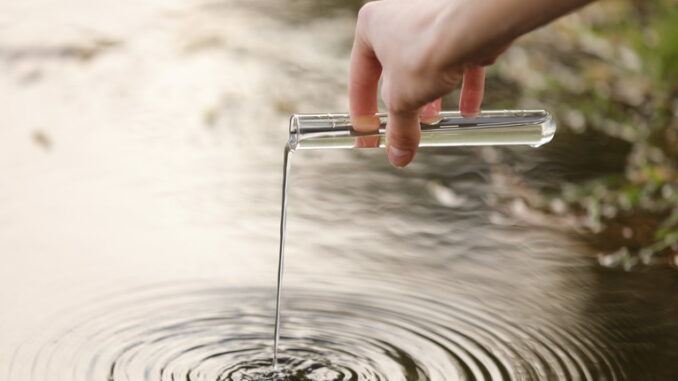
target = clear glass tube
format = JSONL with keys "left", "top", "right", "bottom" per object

{"left": 288, "top": 110, "right": 555, "bottom": 150}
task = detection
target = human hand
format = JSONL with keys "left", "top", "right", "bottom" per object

{"left": 349, "top": 0, "right": 511, "bottom": 167}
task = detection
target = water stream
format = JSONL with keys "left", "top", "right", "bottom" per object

{"left": 273, "top": 146, "right": 293, "bottom": 371}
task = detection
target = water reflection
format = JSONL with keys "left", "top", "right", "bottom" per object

{"left": 8, "top": 263, "right": 677, "bottom": 380}
{"left": 1, "top": 276, "right": 657, "bottom": 381}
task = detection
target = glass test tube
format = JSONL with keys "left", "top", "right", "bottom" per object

{"left": 288, "top": 110, "right": 555, "bottom": 151}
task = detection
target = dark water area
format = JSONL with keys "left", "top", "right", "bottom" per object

{"left": 1, "top": 0, "right": 677, "bottom": 380}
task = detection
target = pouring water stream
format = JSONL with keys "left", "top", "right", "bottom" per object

{"left": 272, "top": 110, "right": 555, "bottom": 370}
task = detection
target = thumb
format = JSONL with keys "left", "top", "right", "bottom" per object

{"left": 386, "top": 109, "right": 421, "bottom": 168}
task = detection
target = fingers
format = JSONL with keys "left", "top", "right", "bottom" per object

{"left": 386, "top": 109, "right": 421, "bottom": 168}
{"left": 459, "top": 66, "right": 486, "bottom": 118}
{"left": 349, "top": 26, "right": 382, "bottom": 148}
{"left": 349, "top": 30, "right": 382, "bottom": 132}
{"left": 420, "top": 98, "right": 442, "bottom": 124}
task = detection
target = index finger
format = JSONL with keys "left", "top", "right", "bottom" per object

{"left": 349, "top": 28, "right": 382, "bottom": 147}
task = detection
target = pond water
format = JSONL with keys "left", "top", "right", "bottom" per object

{"left": 0, "top": 0, "right": 676, "bottom": 380}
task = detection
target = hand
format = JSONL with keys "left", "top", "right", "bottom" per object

{"left": 349, "top": 0, "right": 509, "bottom": 168}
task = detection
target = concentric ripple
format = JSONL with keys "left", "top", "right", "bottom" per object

{"left": 6, "top": 281, "right": 628, "bottom": 381}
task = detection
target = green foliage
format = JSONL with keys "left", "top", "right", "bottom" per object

{"left": 493, "top": 0, "right": 678, "bottom": 265}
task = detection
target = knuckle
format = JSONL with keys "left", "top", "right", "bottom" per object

{"left": 357, "top": 2, "right": 378, "bottom": 26}
{"left": 356, "top": 2, "right": 381, "bottom": 45}
{"left": 382, "top": 78, "right": 416, "bottom": 114}
{"left": 383, "top": 82, "right": 430, "bottom": 115}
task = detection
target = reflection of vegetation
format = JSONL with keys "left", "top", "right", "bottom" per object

{"left": 486, "top": 0, "right": 677, "bottom": 268}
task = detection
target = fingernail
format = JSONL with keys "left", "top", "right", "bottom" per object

{"left": 421, "top": 115, "right": 443, "bottom": 125}
{"left": 421, "top": 100, "right": 443, "bottom": 124}
{"left": 352, "top": 115, "right": 380, "bottom": 131}
{"left": 461, "top": 110, "right": 479, "bottom": 118}
{"left": 387, "top": 146, "right": 412, "bottom": 168}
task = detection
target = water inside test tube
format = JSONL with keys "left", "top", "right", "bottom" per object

{"left": 290, "top": 111, "right": 555, "bottom": 151}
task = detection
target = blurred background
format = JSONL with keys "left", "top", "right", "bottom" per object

{"left": 0, "top": 0, "right": 676, "bottom": 380}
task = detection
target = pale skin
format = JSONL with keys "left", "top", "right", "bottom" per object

{"left": 349, "top": 0, "right": 595, "bottom": 167}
